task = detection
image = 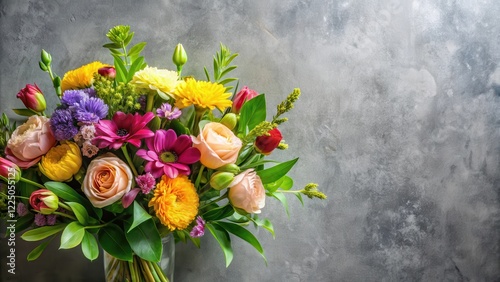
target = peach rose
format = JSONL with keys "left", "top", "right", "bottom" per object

{"left": 5, "top": 115, "right": 56, "bottom": 169}
{"left": 192, "top": 122, "right": 242, "bottom": 169}
{"left": 82, "top": 153, "right": 133, "bottom": 208}
{"left": 228, "top": 169, "right": 265, "bottom": 214}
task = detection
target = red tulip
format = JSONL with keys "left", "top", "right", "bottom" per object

{"left": 16, "top": 84, "right": 46, "bottom": 112}
{"left": 0, "top": 157, "right": 21, "bottom": 182}
{"left": 29, "top": 189, "right": 59, "bottom": 215}
{"left": 232, "top": 86, "right": 258, "bottom": 114}
{"left": 254, "top": 128, "right": 282, "bottom": 155}
{"left": 98, "top": 66, "right": 116, "bottom": 79}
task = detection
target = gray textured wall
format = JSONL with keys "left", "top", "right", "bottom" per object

{"left": 1, "top": 1, "right": 499, "bottom": 281}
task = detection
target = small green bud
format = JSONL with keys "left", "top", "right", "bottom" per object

{"left": 41, "top": 49, "right": 52, "bottom": 65}
{"left": 210, "top": 172, "right": 235, "bottom": 190}
{"left": 39, "top": 61, "right": 48, "bottom": 72}
{"left": 217, "top": 163, "right": 240, "bottom": 174}
{"left": 172, "top": 43, "right": 188, "bottom": 69}
{"left": 53, "top": 76, "right": 61, "bottom": 87}
{"left": 220, "top": 113, "right": 237, "bottom": 130}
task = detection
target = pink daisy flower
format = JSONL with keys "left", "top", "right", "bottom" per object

{"left": 137, "top": 129, "right": 200, "bottom": 178}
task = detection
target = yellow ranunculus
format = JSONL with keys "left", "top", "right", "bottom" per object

{"left": 38, "top": 141, "right": 82, "bottom": 181}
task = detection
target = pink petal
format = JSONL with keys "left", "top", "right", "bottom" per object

{"left": 177, "top": 147, "right": 201, "bottom": 164}
{"left": 137, "top": 149, "right": 154, "bottom": 161}
{"left": 122, "top": 188, "right": 141, "bottom": 208}
{"left": 172, "top": 135, "right": 192, "bottom": 154}
{"left": 163, "top": 165, "right": 177, "bottom": 178}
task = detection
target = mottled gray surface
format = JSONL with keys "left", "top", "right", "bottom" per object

{"left": 1, "top": 0, "right": 499, "bottom": 281}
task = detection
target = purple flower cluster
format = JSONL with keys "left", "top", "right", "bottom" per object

{"left": 51, "top": 88, "right": 108, "bottom": 141}
{"left": 189, "top": 216, "right": 206, "bottom": 238}
{"left": 34, "top": 213, "right": 57, "bottom": 227}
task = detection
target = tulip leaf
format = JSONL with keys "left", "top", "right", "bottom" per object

{"left": 99, "top": 223, "right": 133, "bottom": 262}
{"left": 17, "top": 168, "right": 38, "bottom": 203}
{"left": 125, "top": 219, "right": 162, "bottom": 262}
{"left": 12, "top": 108, "right": 38, "bottom": 117}
{"left": 60, "top": 221, "right": 85, "bottom": 249}
{"left": 82, "top": 231, "right": 99, "bottom": 261}
{"left": 127, "top": 201, "right": 152, "bottom": 232}
{"left": 271, "top": 192, "right": 289, "bottom": 216}
{"left": 66, "top": 202, "right": 90, "bottom": 226}
{"left": 44, "top": 181, "right": 88, "bottom": 206}
{"left": 256, "top": 158, "right": 298, "bottom": 184}
{"left": 27, "top": 241, "right": 51, "bottom": 261}
{"left": 251, "top": 216, "right": 275, "bottom": 239}
{"left": 214, "top": 221, "right": 267, "bottom": 264}
{"left": 202, "top": 204, "right": 234, "bottom": 221}
{"left": 206, "top": 223, "right": 233, "bottom": 267}
{"left": 21, "top": 224, "right": 67, "bottom": 241}
{"left": 238, "top": 94, "right": 266, "bottom": 134}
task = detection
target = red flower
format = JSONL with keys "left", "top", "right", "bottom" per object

{"left": 232, "top": 86, "right": 258, "bottom": 114}
{"left": 29, "top": 189, "right": 59, "bottom": 215}
{"left": 254, "top": 128, "right": 282, "bottom": 155}
{"left": 92, "top": 111, "right": 155, "bottom": 150}
{"left": 17, "top": 84, "right": 46, "bottom": 112}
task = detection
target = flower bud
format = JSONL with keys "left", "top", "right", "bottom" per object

{"left": 172, "top": 43, "right": 188, "bottom": 70}
{"left": 16, "top": 84, "right": 47, "bottom": 112}
{"left": 41, "top": 49, "right": 52, "bottom": 66}
{"left": 29, "top": 189, "right": 59, "bottom": 215}
{"left": 220, "top": 113, "right": 237, "bottom": 130}
{"left": 254, "top": 128, "right": 283, "bottom": 155}
{"left": 210, "top": 172, "right": 235, "bottom": 190}
{"left": 98, "top": 66, "right": 116, "bottom": 79}
{"left": 217, "top": 163, "right": 240, "bottom": 174}
{"left": 0, "top": 157, "right": 21, "bottom": 182}
{"left": 232, "top": 86, "right": 258, "bottom": 114}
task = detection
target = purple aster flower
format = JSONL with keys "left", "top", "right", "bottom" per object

{"left": 136, "top": 172, "right": 156, "bottom": 194}
{"left": 61, "top": 90, "right": 87, "bottom": 107}
{"left": 46, "top": 214, "right": 57, "bottom": 226}
{"left": 73, "top": 97, "right": 108, "bottom": 124}
{"left": 190, "top": 216, "right": 206, "bottom": 238}
{"left": 156, "top": 103, "right": 181, "bottom": 120}
{"left": 50, "top": 109, "right": 79, "bottom": 141}
{"left": 34, "top": 213, "right": 47, "bottom": 226}
{"left": 137, "top": 129, "right": 201, "bottom": 178}
{"left": 17, "top": 202, "right": 29, "bottom": 217}
{"left": 81, "top": 87, "right": 96, "bottom": 98}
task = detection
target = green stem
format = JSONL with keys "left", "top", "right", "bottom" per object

{"left": 121, "top": 43, "right": 129, "bottom": 66}
{"left": 146, "top": 92, "right": 155, "bottom": 113}
{"left": 19, "top": 177, "right": 45, "bottom": 189}
{"left": 52, "top": 211, "right": 77, "bottom": 221}
{"left": 152, "top": 260, "right": 169, "bottom": 282}
{"left": 128, "top": 259, "right": 137, "bottom": 282}
{"left": 121, "top": 145, "right": 138, "bottom": 176}
{"left": 199, "top": 193, "right": 228, "bottom": 210}
{"left": 194, "top": 165, "right": 205, "bottom": 189}
{"left": 58, "top": 202, "right": 72, "bottom": 212}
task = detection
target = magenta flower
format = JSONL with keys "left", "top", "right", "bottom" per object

{"left": 137, "top": 129, "right": 201, "bottom": 178}
{"left": 190, "top": 216, "right": 206, "bottom": 238}
{"left": 92, "top": 111, "right": 155, "bottom": 149}
{"left": 136, "top": 172, "right": 156, "bottom": 194}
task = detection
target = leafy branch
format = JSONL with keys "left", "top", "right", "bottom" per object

{"left": 204, "top": 43, "right": 239, "bottom": 91}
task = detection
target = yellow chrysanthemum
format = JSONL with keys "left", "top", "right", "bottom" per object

{"left": 149, "top": 175, "right": 199, "bottom": 231}
{"left": 38, "top": 141, "right": 82, "bottom": 182}
{"left": 131, "top": 67, "right": 179, "bottom": 98}
{"left": 61, "top": 61, "right": 108, "bottom": 92}
{"left": 174, "top": 78, "right": 232, "bottom": 111}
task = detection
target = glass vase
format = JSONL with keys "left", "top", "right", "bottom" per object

{"left": 103, "top": 234, "right": 175, "bottom": 282}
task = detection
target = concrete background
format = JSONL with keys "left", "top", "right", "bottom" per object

{"left": 1, "top": 0, "right": 499, "bottom": 281}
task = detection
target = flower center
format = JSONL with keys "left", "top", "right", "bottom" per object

{"left": 116, "top": 128, "right": 128, "bottom": 136}
{"left": 160, "top": 151, "right": 177, "bottom": 163}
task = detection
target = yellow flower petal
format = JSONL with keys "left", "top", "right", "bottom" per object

{"left": 61, "top": 61, "right": 108, "bottom": 92}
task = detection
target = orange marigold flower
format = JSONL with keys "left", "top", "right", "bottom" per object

{"left": 149, "top": 175, "right": 199, "bottom": 231}
{"left": 61, "top": 61, "right": 108, "bottom": 92}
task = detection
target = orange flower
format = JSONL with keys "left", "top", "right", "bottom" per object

{"left": 61, "top": 61, "right": 108, "bottom": 91}
{"left": 149, "top": 175, "right": 199, "bottom": 231}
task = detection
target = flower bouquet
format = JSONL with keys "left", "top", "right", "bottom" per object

{"left": 0, "top": 25, "right": 326, "bottom": 281}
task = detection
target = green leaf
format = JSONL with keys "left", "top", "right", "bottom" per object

{"left": 202, "top": 204, "right": 234, "bottom": 221}
{"left": 206, "top": 223, "right": 233, "bottom": 267}
{"left": 127, "top": 56, "right": 145, "bottom": 81}
{"left": 12, "top": 108, "right": 38, "bottom": 117}
{"left": 280, "top": 176, "right": 294, "bottom": 190}
{"left": 123, "top": 32, "right": 134, "bottom": 46}
{"left": 27, "top": 241, "right": 50, "bottom": 261}
{"left": 127, "top": 201, "right": 152, "bottom": 232}
{"left": 215, "top": 222, "right": 266, "bottom": 263}
{"left": 99, "top": 223, "right": 133, "bottom": 262}
{"left": 103, "top": 43, "right": 122, "bottom": 49}
{"left": 81, "top": 231, "right": 99, "bottom": 261}
{"left": 272, "top": 192, "right": 289, "bottom": 216}
{"left": 44, "top": 181, "right": 86, "bottom": 205}
{"left": 252, "top": 216, "right": 275, "bottom": 238}
{"left": 218, "top": 78, "right": 237, "bottom": 86}
{"left": 109, "top": 48, "right": 125, "bottom": 57}
{"left": 60, "top": 221, "right": 85, "bottom": 249}
{"left": 257, "top": 158, "right": 298, "bottom": 184}
{"left": 204, "top": 67, "right": 211, "bottom": 81}
{"left": 238, "top": 94, "right": 266, "bottom": 134}
{"left": 21, "top": 224, "right": 67, "bottom": 241}
{"left": 170, "top": 119, "right": 190, "bottom": 135}
{"left": 265, "top": 177, "right": 285, "bottom": 193}
{"left": 125, "top": 219, "right": 162, "bottom": 262}
{"left": 128, "top": 42, "right": 147, "bottom": 58}
{"left": 66, "top": 202, "right": 90, "bottom": 225}
{"left": 219, "top": 66, "right": 237, "bottom": 79}
{"left": 15, "top": 213, "right": 35, "bottom": 233}
{"left": 112, "top": 54, "right": 128, "bottom": 83}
